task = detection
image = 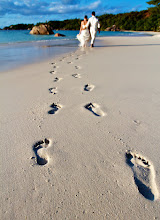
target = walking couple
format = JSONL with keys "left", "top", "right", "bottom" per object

{"left": 77, "top": 11, "right": 100, "bottom": 48}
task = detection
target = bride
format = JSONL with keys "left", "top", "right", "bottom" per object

{"left": 77, "top": 15, "right": 90, "bottom": 47}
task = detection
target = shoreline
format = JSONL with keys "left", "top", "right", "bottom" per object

{"left": 0, "top": 38, "right": 78, "bottom": 73}
{"left": 1, "top": 36, "right": 160, "bottom": 219}
{"left": 123, "top": 30, "right": 160, "bottom": 36}
{"left": 0, "top": 47, "right": 78, "bottom": 74}
{"left": 0, "top": 31, "right": 157, "bottom": 73}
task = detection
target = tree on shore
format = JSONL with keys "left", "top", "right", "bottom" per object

{"left": 147, "top": 0, "right": 160, "bottom": 30}
{"left": 147, "top": 0, "right": 160, "bottom": 7}
{"left": 147, "top": 0, "right": 160, "bottom": 13}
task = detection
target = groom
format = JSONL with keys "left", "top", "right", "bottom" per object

{"left": 86, "top": 11, "right": 100, "bottom": 47}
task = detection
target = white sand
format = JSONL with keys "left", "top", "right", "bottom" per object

{"left": 1, "top": 35, "right": 160, "bottom": 219}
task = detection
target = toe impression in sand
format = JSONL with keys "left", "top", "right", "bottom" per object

{"left": 126, "top": 150, "right": 159, "bottom": 201}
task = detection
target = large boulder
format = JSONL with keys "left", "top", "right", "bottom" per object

{"left": 54, "top": 33, "right": 66, "bottom": 37}
{"left": 30, "top": 24, "right": 54, "bottom": 35}
{"left": 105, "top": 25, "right": 121, "bottom": 32}
{"left": 105, "top": 27, "right": 112, "bottom": 31}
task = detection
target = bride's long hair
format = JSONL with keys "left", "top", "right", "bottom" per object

{"left": 84, "top": 15, "right": 88, "bottom": 21}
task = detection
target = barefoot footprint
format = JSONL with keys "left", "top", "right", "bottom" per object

{"left": 84, "top": 103, "right": 105, "bottom": 117}
{"left": 133, "top": 120, "right": 141, "bottom": 125}
{"left": 72, "top": 74, "right": 81, "bottom": 78}
{"left": 49, "top": 87, "right": 57, "bottom": 94}
{"left": 50, "top": 70, "right": 56, "bottom": 74}
{"left": 54, "top": 77, "right": 62, "bottom": 82}
{"left": 126, "top": 150, "right": 159, "bottom": 201}
{"left": 75, "top": 66, "right": 81, "bottom": 70}
{"left": 53, "top": 65, "right": 59, "bottom": 69}
{"left": 84, "top": 84, "right": 95, "bottom": 91}
{"left": 33, "top": 138, "right": 51, "bottom": 166}
{"left": 48, "top": 103, "right": 62, "bottom": 114}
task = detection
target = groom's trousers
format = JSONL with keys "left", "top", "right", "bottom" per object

{"left": 90, "top": 29, "right": 97, "bottom": 45}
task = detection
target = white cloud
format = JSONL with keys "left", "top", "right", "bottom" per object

{"left": 0, "top": 0, "right": 148, "bottom": 28}
{"left": 131, "top": 5, "right": 142, "bottom": 12}
{"left": 0, "top": 0, "right": 102, "bottom": 16}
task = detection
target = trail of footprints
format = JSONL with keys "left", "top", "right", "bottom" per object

{"left": 49, "top": 54, "right": 104, "bottom": 117}
{"left": 32, "top": 52, "right": 159, "bottom": 202}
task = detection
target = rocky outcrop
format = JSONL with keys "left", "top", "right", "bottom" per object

{"left": 30, "top": 24, "right": 54, "bottom": 35}
{"left": 3, "top": 26, "right": 13, "bottom": 30}
{"left": 54, "top": 33, "right": 66, "bottom": 37}
{"left": 105, "top": 25, "right": 122, "bottom": 32}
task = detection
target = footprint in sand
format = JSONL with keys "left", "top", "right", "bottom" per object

{"left": 51, "top": 62, "right": 56, "bottom": 65}
{"left": 53, "top": 65, "right": 59, "bottom": 69}
{"left": 72, "top": 74, "right": 81, "bottom": 78}
{"left": 67, "top": 61, "right": 73, "bottom": 64}
{"left": 84, "top": 103, "right": 105, "bottom": 117}
{"left": 49, "top": 87, "right": 57, "bottom": 94}
{"left": 133, "top": 120, "right": 141, "bottom": 125}
{"left": 50, "top": 70, "right": 56, "bottom": 74}
{"left": 75, "top": 66, "right": 81, "bottom": 70}
{"left": 77, "top": 54, "right": 83, "bottom": 57}
{"left": 84, "top": 84, "right": 95, "bottom": 91}
{"left": 126, "top": 150, "right": 159, "bottom": 201}
{"left": 54, "top": 77, "right": 62, "bottom": 82}
{"left": 32, "top": 138, "right": 51, "bottom": 166}
{"left": 48, "top": 103, "right": 62, "bottom": 114}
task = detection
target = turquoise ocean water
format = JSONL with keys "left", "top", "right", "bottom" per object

{"left": 0, "top": 30, "right": 152, "bottom": 72}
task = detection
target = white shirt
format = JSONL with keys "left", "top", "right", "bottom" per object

{"left": 86, "top": 15, "right": 100, "bottom": 32}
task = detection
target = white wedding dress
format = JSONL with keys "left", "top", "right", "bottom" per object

{"left": 77, "top": 25, "right": 90, "bottom": 47}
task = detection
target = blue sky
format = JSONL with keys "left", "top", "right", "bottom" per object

{"left": 0, "top": 0, "right": 149, "bottom": 28}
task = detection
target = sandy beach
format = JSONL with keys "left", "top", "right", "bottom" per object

{"left": 1, "top": 35, "right": 160, "bottom": 219}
